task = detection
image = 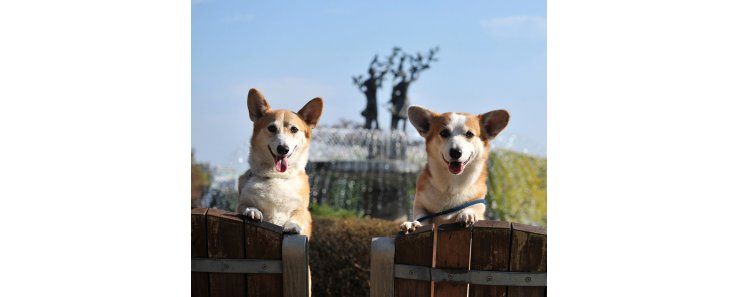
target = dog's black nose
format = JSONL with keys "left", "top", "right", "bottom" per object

{"left": 276, "top": 145, "right": 290, "bottom": 156}
{"left": 449, "top": 148, "right": 462, "bottom": 160}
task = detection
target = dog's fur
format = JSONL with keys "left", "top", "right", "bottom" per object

{"left": 400, "top": 106, "right": 509, "bottom": 233}
{"left": 237, "top": 88, "right": 322, "bottom": 238}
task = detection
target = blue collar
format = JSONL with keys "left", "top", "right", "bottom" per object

{"left": 416, "top": 198, "right": 487, "bottom": 223}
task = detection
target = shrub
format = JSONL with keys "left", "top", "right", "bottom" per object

{"left": 487, "top": 150, "right": 547, "bottom": 226}
{"left": 310, "top": 216, "right": 398, "bottom": 297}
{"left": 191, "top": 151, "right": 212, "bottom": 208}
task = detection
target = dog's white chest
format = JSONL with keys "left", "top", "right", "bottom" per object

{"left": 240, "top": 176, "right": 304, "bottom": 226}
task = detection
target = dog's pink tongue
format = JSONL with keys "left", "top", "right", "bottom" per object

{"left": 448, "top": 162, "right": 464, "bottom": 175}
{"left": 275, "top": 157, "right": 288, "bottom": 173}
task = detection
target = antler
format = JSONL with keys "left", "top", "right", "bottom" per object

{"left": 352, "top": 75, "right": 365, "bottom": 89}
{"left": 406, "top": 47, "right": 439, "bottom": 81}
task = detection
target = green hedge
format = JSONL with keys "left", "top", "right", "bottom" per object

{"left": 309, "top": 216, "right": 398, "bottom": 297}
{"left": 487, "top": 149, "right": 547, "bottom": 226}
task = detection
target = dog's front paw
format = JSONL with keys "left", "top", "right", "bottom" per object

{"left": 283, "top": 221, "right": 303, "bottom": 234}
{"left": 400, "top": 221, "right": 422, "bottom": 234}
{"left": 456, "top": 211, "right": 478, "bottom": 227}
{"left": 242, "top": 207, "right": 263, "bottom": 221}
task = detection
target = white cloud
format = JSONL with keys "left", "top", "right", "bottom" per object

{"left": 480, "top": 15, "right": 546, "bottom": 40}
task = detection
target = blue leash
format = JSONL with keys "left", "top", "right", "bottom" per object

{"left": 416, "top": 198, "right": 487, "bottom": 223}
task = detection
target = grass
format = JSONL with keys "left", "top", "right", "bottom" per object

{"left": 311, "top": 204, "right": 361, "bottom": 219}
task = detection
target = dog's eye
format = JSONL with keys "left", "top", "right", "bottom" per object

{"left": 439, "top": 129, "right": 450, "bottom": 138}
{"left": 290, "top": 126, "right": 299, "bottom": 133}
{"left": 267, "top": 125, "right": 277, "bottom": 133}
{"left": 465, "top": 131, "right": 474, "bottom": 138}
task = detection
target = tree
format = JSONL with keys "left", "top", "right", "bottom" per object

{"left": 191, "top": 150, "right": 212, "bottom": 208}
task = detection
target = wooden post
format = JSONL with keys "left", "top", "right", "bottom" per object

{"left": 192, "top": 208, "right": 209, "bottom": 297}
{"left": 469, "top": 221, "right": 512, "bottom": 297}
{"left": 370, "top": 237, "right": 396, "bottom": 297}
{"left": 508, "top": 223, "right": 547, "bottom": 297}
{"left": 245, "top": 220, "right": 284, "bottom": 297}
{"left": 207, "top": 208, "right": 247, "bottom": 297}
{"left": 434, "top": 223, "right": 471, "bottom": 297}
{"left": 282, "top": 234, "right": 310, "bottom": 297}
{"left": 395, "top": 225, "right": 435, "bottom": 297}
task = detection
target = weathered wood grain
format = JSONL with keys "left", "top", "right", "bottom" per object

{"left": 469, "top": 220, "right": 512, "bottom": 297}
{"left": 207, "top": 208, "right": 247, "bottom": 297}
{"left": 245, "top": 220, "right": 284, "bottom": 297}
{"left": 434, "top": 223, "right": 471, "bottom": 297}
{"left": 282, "top": 235, "right": 310, "bottom": 297}
{"left": 370, "top": 237, "right": 396, "bottom": 297}
{"left": 395, "top": 224, "right": 435, "bottom": 297}
{"left": 192, "top": 208, "right": 209, "bottom": 297}
{"left": 508, "top": 223, "right": 546, "bottom": 297}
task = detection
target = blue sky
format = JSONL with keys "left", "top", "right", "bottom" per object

{"left": 192, "top": 0, "right": 546, "bottom": 165}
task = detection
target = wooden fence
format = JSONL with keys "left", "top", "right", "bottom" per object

{"left": 191, "top": 208, "right": 310, "bottom": 297}
{"left": 370, "top": 221, "right": 546, "bottom": 297}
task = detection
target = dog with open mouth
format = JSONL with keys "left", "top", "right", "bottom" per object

{"left": 237, "top": 88, "right": 322, "bottom": 238}
{"left": 400, "top": 105, "right": 509, "bottom": 233}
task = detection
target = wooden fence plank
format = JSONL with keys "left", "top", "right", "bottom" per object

{"left": 245, "top": 220, "right": 284, "bottom": 297}
{"left": 469, "top": 220, "right": 512, "bottom": 297}
{"left": 508, "top": 223, "right": 546, "bottom": 297}
{"left": 434, "top": 223, "right": 471, "bottom": 297}
{"left": 395, "top": 224, "right": 436, "bottom": 297}
{"left": 283, "top": 235, "right": 310, "bottom": 297}
{"left": 207, "top": 208, "right": 247, "bottom": 297}
{"left": 370, "top": 237, "right": 396, "bottom": 297}
{"left": 192, "top": 208, "right": 209, "bottom": 297}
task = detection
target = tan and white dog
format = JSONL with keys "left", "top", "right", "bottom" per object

{"left": 237, "top": 88, "right": 322, "bottom": 238}
{"left": 400, "top": 106, "right": 509, "bottom": 233}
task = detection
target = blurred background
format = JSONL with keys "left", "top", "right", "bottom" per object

{"left": 191, "top": 0, "right": 546, "bottom": 226}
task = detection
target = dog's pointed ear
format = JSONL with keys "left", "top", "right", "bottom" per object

{"left": 247, "top": 88, "right": 271, "bottom": 122}
{"left": 297, "top": 97, "right": 323, "bottom": 129}
{"left": 479, "top": 109, "right": 510, "bottom": 140}
{"left": 408, "top": 105, "right": 436, "bottom": 136}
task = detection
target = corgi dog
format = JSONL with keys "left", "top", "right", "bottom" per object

{"left": 400, "top": 106, "right": 509, "bottom": 233}
{"left": 237, "top": 88, "right": 323, "bottom": 238}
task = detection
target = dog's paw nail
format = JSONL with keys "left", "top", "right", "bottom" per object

{"left": 457, "top": 213, "right": 477, "bottom": 227}
{"left": 400, "top": 221, "right": 422, "bottom": 233}
{"left": 283, "top": 222, "right": 302, "bottom": 234}
{"left": 242, "top": 208, "right": 263, "bottom": 222}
